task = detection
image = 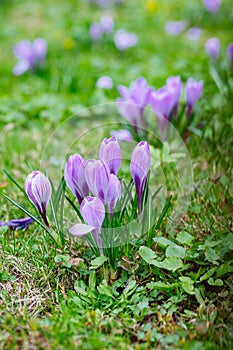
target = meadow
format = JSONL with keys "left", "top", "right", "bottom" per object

{"left": 0, "top": 0, "right": 233, "bottom": 349}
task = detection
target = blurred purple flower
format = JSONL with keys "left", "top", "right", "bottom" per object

{"left": 100, "top": 15, "right": 114, "bottom": 33}
{"left": 186, "top": 78, "right": 203, "bottom": 116}
{"left": 90, "top": 23, "right": 103, "bottom": 41}
{"left": 64, "top": 154, "right": 89, "bottom": 204}
{"left": 205, "top": 38, "right": 220, "bottom": 62}
{"left": 130, "top": 141, "right": 151, "bottom": 214}
{"left": 165, "top": 20, "right": 187, "bottom": 36}
{"left": 202, "top": 0, "right": 220, "bottom": 13}
{"left": 166, "top": 76, "right": 182, "bottom": 117}
{"left": 13, "top": 38, "right": 47, "bottom": 76}
{"left": 187, "top": 27, "right": 202, "bottom": 41}
{"left": 0, "top": 217, "right": 34, "bottom": 230}
{"left": 110, "top": 129, "right": 133, "bottom": 141}
{"left": 227, "top": 43, "right": 233, "bottom": 67}
{"left": 116, "top": 77, "right": 153, "bottom": 132}
{"left": 114, "top": 29, "right": 138, "bottom": 51}
{"left": 70, "top": 196, "right": 105, "bottom": 255}
{"left": 99, "top": 137, "right": 122, "bottom": 175}
{"left": 25, "top": 171, "right": 51, "bottom": 227}
{"left": 96, "top": 76, "right": 113, "bottom": 89}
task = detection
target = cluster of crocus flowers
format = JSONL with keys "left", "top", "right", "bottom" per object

{"left": 65, "top": 137, "right": 151, "bottom": 255}
{"left": 116, "top": 76, "right": 203, "bottom": 137}
{"left": 13, "top": 38, "right": 47, "bottom": 76}
{"left": 90, "top": 15, "right": 114, "bottom": 42}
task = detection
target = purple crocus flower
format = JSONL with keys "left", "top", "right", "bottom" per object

{"left": 130, "top": 141, "right": 151, "bottom": 214}
{"left": 114, "top": 29, "right": 138, "bottom": 51}
{"left": 69, "top": 196, "right": 105, "bottom": 255}
{"left": 100, "top": 15, "right": 114, "bottom": 33}
{"left": 13, "top": 38, "right": 47, "bottom": 76}
{"left": 116, "top": 77, "right": 153, "bottom": 132}
{"left": 165, "top": 20, "right": 187, "bottom": 36}
{"left": 96, "top": 76, "right": 113, "bottom": 89}
{"left": 149, "top": 86, "right": 174, "bottom": 136}
{"left": 185, "top": 78, "right": 203, "bottom": 116}
{"left": 227, "top": 43, "right": 233, "bottom": 67}
{"left": 105, "top": 174, "right": 121, "bottom": 219}
{"left": 90, "top": 23, "right": 103, "bottom": 41}
{"left": 110, "top": 129, "right": 133, "bottom": 141}
{"left": 64, "top": 154, "right": 89, "bottom": 204}
{"left": 85, "top": 159, "right": 110, "bottom": 200}
{"left": 205, "top": 38, "right": 220, "bottom": 62}
{"left": 187, "top": 27, "right": 202, "bottom": 41}
{"left": 25, "top": 171, "right": 52, "bottom": 227}
{"left": 166, "top": 76, "right": 182, "bottom": 118}
{"left": 99, "top": 136, "right": 122, "bottom": 175}
{"left": 7, "top": 217, "right": 34, "bottom": 230}
{"left": 0, "top": 221, "right": 6, "bottom": 227}
{"left": 202, "top": 0, "right": 220, "bottom": 13}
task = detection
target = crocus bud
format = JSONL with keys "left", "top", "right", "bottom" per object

{"left": 110, "top": 129, "right": 133, "bottom": 141}
{"left": 185, "top": 78, "right": 203, "bottom": 116}
{"left": 99, "top": 137, "right": 122, "bottom": 175}
{"left": 202, "top": 0, "right": 220, "bottom": 13}
{"left": 105, "top": 174, "right": 122, "bottom": 218}
{"left": 25, "top": 171, "right": 52, "bottom": 227}
{"left": 166, "top": 76, "right": 182, "bottom": 118}
{"left": 64, "top": 154, "right": 89, "bottom": 204}
{"left": 100, "top": 15, "right": 114, "bottom": 33}
{"left": 130, "top": 141, "right": 151, "bottom": 214}
{"left": 90, "top": 23, "right": 102, "bottom": 41}
{"left": 227, "top": 43, "right": 233, "bottom": 67}
{"left": 205, "top": 38, "right": 220, "bottom": 62}
{"left": 85, "top": 159, "right": 110, "bottom": 200}
{"left": 114, "top": 29, "right": 138, "bottom": 51}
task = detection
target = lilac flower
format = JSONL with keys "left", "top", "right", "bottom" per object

{"left": 100, "top": 15, "right": 114, "bottom": 33}
{"left": 185, "top": 78, "right": 203, "bottom": 116}
{"left": 96, "top": 76, "right": 113, "bottom": 89}
{"left": 85, "top": 159, "right": 110, "bottom": 201}
{"left": 64, "top": 154, "right": 89, "bottom": 204}
{"left": 166, "top": 76, "right": 182, "bottom": 117}
{"left": 202, "top": 0, "right": 220, "bottom": 13}
{"left": 110, "top": 129, "right": 133, "bottom": 141}
{"left": 187, "top": 27, "right": 202, "bottom": 41}
{"left": 90, "top": 23, "right": 103, "bottom": 41}
{"left": 114, "top": 29, "right": 138, "bottom": 51}
{"left": 205, "top": 38, "right": 220, "bottom": 62}
{"left": 165, "top": 20, "right": 187, "bottom": 36}
{"left": 130, "top": 141, "right": 151, "bottom": 214}
{"left": 13, "top": 38, "right": 47, "bottom": 76}
{"left": 99, "top": 136, "right": 122, "bottom": 175}
{"left": 227, "top": 43, "right": 233, "bottom": 67}
{"left": 25, "top": 171, "right": 52, "bottom": 227}
{"left": 116, "top": 77, "right": 153, "bottom": 131}
{"left": 105, "top": 174, "right": 121, "bottom": 218}
{"left": 69, "top": 196, "right": 105, "bottom": 255}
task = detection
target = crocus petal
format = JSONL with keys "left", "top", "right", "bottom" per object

{"left": 99, "top": 136, "right": 122, "bottom": 175}
{"left": 69, "top": 223, "right": 95, "bottom": 236}
{"left": 205, "top": 37, "right": 220, "bottom": 62}
{"left": 165, "top": 20, "right": 187, "bottom": 35}
{"left": 202, "top": 0, "right": 220, "bottom": 13}
{"left": 85, "top": 159, "right": 110, "bottom": 200}
{"left": 185, "top": 78, "right": 203, "bottom": 116}
{"left": 80, "top": 196, "right": 105, "bottom": 228}
{"left": 13, "top": 60, "right": 30, "bottom": 76}
{"left": 90, "top": 23, "right": 103, "bottom": 41}
{"left": 96, "top": 76, "right": 113, "bottom": 89}
{"left": 110, "top": 129, "right": 133, "bottom": 141}
{"left": 100, "top": 15, "right": 114, "bottom": 33}
{"left": 114, "top": 29, "right": 138, "bottom": 51}
{"left": 33, "top": 38, "right": 47, "bottom": 61}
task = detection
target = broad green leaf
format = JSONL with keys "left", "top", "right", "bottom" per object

{"left": 160, "top": 257, "right": 183, "bottom": 271}
{"left": 97, "top": 279, "right": 114, "bottom": 298}
{"left": 166, "top": 245, "right": 186, "bottom": 259}
{"left": 90, "top": 256, "right": 108, "bottom": 270}
{"left": 176, "top": 231, "right": 194, "bottom": 246}
{"left": 205, "top": 247, "right": 220, "bottom": 264}
{"left": 195, "top": 288, "right": 204, "bottom": 305}
{"left": 139, "top": 246, "right": 157, "bottom": 264}
{"left": 199, "top": 267, "right": 216, "bottom": 282}
{"left": 74, "top": 280, "right": 88, "bottom": 296}
{"left": 123, "top": 280, "right": 137, "bottom": 296}
{"left": 153, "top": 236, "right": 173, "bottom": 248}
{"left": 146, "top": 281, "right": 177, "bottom": 290}
{"left": 208, "top": 278, "right": 223, "bottom": 286}
{"left": 179, "top": 276, "right": 195, "bottom": 295}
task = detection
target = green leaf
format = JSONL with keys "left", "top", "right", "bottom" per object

{"left": 153, "top": 236, "right": 173, "bottom": 248}
{"left": 146, "top": 281, "right": 177, "bottom": 290}
{"left": 195, "top": 288, "right": 204, "bottom": 305}
{"left": 74, "top": 280, "right": 88, "bottom": 296}
{"left": 160, "top": 257, "right": 183, "bottom": 271}
{"left": 54, "top": 254, "right": 71, "bottom": 268}
{"left": 179, "top": 276, "right": 195, "bottom": 295}
{"left": 205, "top": 247, "right": 220, "bottom": 264}
{"left": 90, "top": 256, "right": 108, "bottom": 270}
{"left": 123, "top": 280, "right": 137, "bottom": 296}
{"left": 166, "top": 245, "right": 186, "bottom": 259}
{"left": 176, "top": 231, "right": 194, "bottom": 246}
{"left": 199, "top": 267, "right": 216, "bottom": 282}
{"left": 139, "top": 246, "right": 157, "bottom": 264}
{"left": 208, "top": 278, "right": 223, "bottom": 286}
{"left": 97, "top": 279, "right": 114, "bottom": 298}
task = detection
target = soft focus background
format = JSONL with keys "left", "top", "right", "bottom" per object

{"left": 0, "top": 0, "right": 233, "bottom": 349}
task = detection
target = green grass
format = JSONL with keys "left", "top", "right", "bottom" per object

{"left": 0, "top": 0, "right": 233, "bottom": 349}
